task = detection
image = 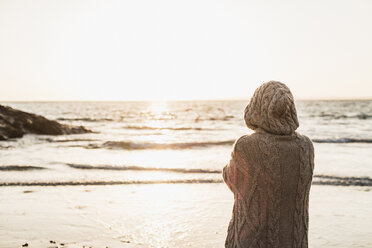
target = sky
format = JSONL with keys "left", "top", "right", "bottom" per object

{"left": 0, "top": 0, "right": 371, "bottom": 101}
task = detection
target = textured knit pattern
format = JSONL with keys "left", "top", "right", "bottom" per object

{"left": 223, "top": 81, "right": 314, "bottom": 248}
{"left": 244, "top": 81, "right": 299, "bottom": 135}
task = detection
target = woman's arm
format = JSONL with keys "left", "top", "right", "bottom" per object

{"left": 223, "top": 151, "right": 238, "bottom": 193}
{"left": 223, "top": 137, "right": 251, "bottom": 195}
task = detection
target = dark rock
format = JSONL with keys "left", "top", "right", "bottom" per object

{"left": 0, "top": 105, "right": 91, "bottom": 140}
{"left": 22, "top": 243, "right": 28, "bottom": 247}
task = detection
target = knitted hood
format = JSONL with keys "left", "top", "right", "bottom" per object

{"left": 244, "top": 81, "right": 299, "bottom": 135}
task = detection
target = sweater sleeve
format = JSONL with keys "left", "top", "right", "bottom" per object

{"left": 223, "top": 138, "right": 248, "bottom": 194}
{"left": 223, "top": 151, "right": 238, "bottom": 193}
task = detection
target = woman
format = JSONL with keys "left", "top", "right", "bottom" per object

{"left": 223, "top": 81, "right": 314, "bottom": 248}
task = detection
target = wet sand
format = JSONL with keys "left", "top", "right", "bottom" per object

{"left": 0, "top": 184, "right": 371, "bottom": 247}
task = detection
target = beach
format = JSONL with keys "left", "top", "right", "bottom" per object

{"left": 1, "top": 184, "right": 371, "bottom": 248}
{"left": 2, "top": 0, "right": 372, "bottom": 246}
{"left": 1, "top": 100, "right": 372, "bottom": 247}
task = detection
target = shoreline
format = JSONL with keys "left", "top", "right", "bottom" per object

{"left": 1, "top": 174, "right": 372, "bottom": 187}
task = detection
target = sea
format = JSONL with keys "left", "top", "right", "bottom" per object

{"left": 1, "top": 100, "right": 372, "bottom": 186}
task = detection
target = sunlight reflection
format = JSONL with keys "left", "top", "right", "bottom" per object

{"left": 147, "top": 101, "right": 168, "bottom": 115}
{"left": 143, "top": 101, "right": 180, "bottom": 179}
{"left": 145, "top": 101, "right": 172, "bottom": 132}
{"left": 140, "top": 185, "right": 183, "bottom": 246}
{"left": 139, "top": 150, "right": 185, "bottom": 169}
{"left": 144, "top": 101, "right": 176, "bottom": 143}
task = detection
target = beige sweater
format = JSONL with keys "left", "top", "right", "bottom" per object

{"left": 223, "top": 81, "right": 314, "bottom": 248}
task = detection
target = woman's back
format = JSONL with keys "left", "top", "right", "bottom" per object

{"left": 223, "top": 81, "right": 314, "bottom": 248}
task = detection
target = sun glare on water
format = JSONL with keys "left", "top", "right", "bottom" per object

{"left": 147, "top": 101, "right": 168, "bottom": 114}
{"left": 145, "top": 101, "right": 177, "bottom": 143}
{"left": 140, "top": 101, "right": 187, "bottom": 178}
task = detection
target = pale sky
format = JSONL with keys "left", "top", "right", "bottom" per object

{"left": 0, "top": 0, "right": 371, "bottom": 101}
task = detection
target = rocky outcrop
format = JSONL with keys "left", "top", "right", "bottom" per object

{"left": 0, "top": 105, "right": 91, "bottom": 141}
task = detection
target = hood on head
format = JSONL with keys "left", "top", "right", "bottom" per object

{"left": 244, "top": 81, "right": 299, "bottom": 135}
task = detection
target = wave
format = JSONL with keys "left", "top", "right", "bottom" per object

{"left": 73, "top": 137, "right": 372, "bottom": 150}
{"left": 122, "top": 125, "right": 213, "bottom": 131}
{"left": 312, "top": 138, "right": 372, "bottom": 144}
{"left": 83, "top": 140, "right": 235, "bottom": 150}
{"left": 311, "top": 113, "right": 372, "bottom": 120}
{"left": 313, "top": 175, "right": 372, "bottom": 187}
{"left": 0, "top": 145, "right": 14, "bottom": 149}
{"left": 41, "top": 138, "right": 99, "bottom": 143}
{"left": 355, "top": 114, "right": 372, "bottom": 120}
{"left": 1, "top": 175, "right": 371, "bottom": 187}
{"left": 0, "top": 165, "right": 46, "bottom": 171}
{"left": 0, "top": 179, "right": 223, "bottom": 187}
{"left": 78, "top": 137, "right": 372, "bottom": 150}
{"left": 66, "top": 163, "right": 221, "bottom": 173}
{"left": 66, "top": 165, "right": 372, "bottom": 186}
{"left": 123, "top": 126, "right": 212, "bottom": 131}
{"left": 194, "top": 115, "right": 235, "bottom": 122}
{"left": 56, "top": 117, "right": 114, "bottom": 122}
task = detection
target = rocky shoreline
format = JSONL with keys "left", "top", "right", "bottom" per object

{"left": 0, "top": 105, "right": 91, "bottom": 141}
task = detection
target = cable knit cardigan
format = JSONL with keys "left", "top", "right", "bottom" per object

{"left": 223, "top": 81, "right": 314, "bottom": 248}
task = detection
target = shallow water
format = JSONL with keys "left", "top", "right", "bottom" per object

{"left": 1, "top": 100, "right": 372, "bottom": 185}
